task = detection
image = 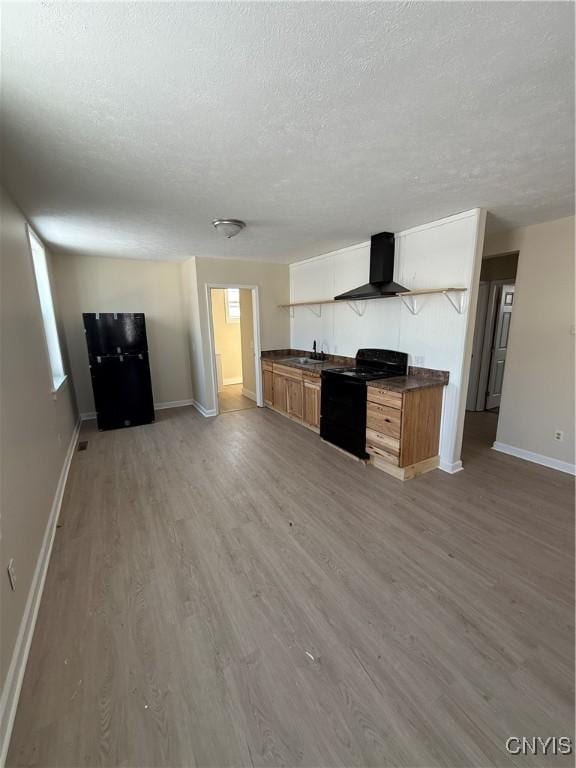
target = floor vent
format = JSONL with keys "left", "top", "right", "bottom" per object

{"left": 78, "top": 440, "right": 88, "bottom": 452}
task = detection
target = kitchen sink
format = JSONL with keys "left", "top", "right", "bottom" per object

{"left": 284, "top": 357, "right": 321, "bottom": 365}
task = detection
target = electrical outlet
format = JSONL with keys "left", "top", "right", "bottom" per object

{"left": 57, "top": 433, "right": 62, "bottom": 447}
{"left": 554, "top": 430, "right": 564, "bottom": 442}
{"left": 414, "top": 355, "right": 424, "bottom": 367}
{"left": 7, "top": 559, "right": 16, "bottom": 591}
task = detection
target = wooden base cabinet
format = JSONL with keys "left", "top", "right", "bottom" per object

{"left": 262, "top": 360, "right": 274, "bottom": 406}
{"left": 366, "top": 384, "right": 443, "bottom": 481}
{"left": 262, "top": 361, "right": 320, "bottom": 432}
{"left": 286, "top": 377, "right": 304, "bottom": 419}
{"left": 272, "top": 371, "right": 288, "bottom": 412}
{"left": 303, "top": 376, "right": 320, "bottom": 431}
{"left": 271, "top": 363, "right": 301, "bottom": 416}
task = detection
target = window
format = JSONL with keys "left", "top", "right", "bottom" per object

{"left": 27, "top": 226, "right": 66, "bottom": 391}
{"left": 225, "top": 288, "right": 241, "bottom": 323}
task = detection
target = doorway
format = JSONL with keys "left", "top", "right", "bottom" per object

{"left": 208, "top": 286, "right": 261, "bottom": 414}
{"left": 464, "top": 252, "right": 518, "bottom": 451}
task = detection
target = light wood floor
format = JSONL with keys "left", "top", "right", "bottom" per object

{"left": 219, "top": 383, "right": 257, "bottom": 413}
{"left": 8, "top": 408, "right": 574, "bottom": 767}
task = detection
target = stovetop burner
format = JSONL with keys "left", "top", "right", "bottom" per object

{"left": 324, "top": 366, "right": 398, "bottom": 381}
{"left": 323, "top": 349, "right": 408, "bottom": 383}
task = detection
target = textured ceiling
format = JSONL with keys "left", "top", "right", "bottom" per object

{"left": 1, "top": 2, "right": 574, "bottom": 263}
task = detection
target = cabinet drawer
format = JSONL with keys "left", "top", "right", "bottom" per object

{"left": 366, "top": 443, "right": 400, "bottom": 466}
{"left": 366, "top": 402, "right": 401, "bottom": 439}
{"left": 262, "top": 359, "right": 273, "bottom": 372}
{"left": 366, "top": 428, "right": 400, "bottom": 458}
{"left": 302, "top": 371, "right": 321, "bottom": 383}
{"left": 273, "top": 363, "right": 303, "bottom": 381}
{"left": 367, "top": 387, "right": 403, "bottom": 410}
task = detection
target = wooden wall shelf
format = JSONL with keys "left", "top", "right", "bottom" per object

{"left": 396, "top": 287, "right": 466, "bottom": 297}
{"left": 279, "top": 299, "right": 337, "bottom": 317}
{"left": 280, "top": 287, "right": 468, "bottom": 317}
{"left": 396, "top": 287, "right": 467, "bottom": 315}
{"left": 280, "top": 300, "right": 337, "bottom": 307}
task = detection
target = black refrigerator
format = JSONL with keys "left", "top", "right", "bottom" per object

{"left": 83, "top": 312, "right": 155, "bottom": 431}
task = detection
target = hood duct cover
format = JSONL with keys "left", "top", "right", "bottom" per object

{"left": 334, "top": 232, "right": 408, "bottom": 301}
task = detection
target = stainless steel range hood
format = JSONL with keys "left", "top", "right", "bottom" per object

{"left": 334, "top": 232, "right": 407, "bottom": 301}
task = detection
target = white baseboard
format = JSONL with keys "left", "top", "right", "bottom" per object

{"left": 81, "top": 400, "right": 195, "bottom": 422}
{"left": 192, "top": 400, "right": 217, "bottom": 418}
{"left": 242, "top": 388, "right": 257, "bottom": 402}
{"left": 0, "top": 420, "right": 81, "bottom": 767}
{"left": 223, "top": 377, "right": 243, "bottom": 386}
{"left": 154, "top": 399, "right": 194, "bottom": 411}
{"left": 439, "top": 458, "right": 463, "bottom": 474}
{"left": 492, "top": 441, "right": 576, "bottom": 475}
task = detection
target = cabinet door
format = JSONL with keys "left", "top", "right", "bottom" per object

{"left": 273, "top": 373, "right": 288, "bottom": 412}
{"left": 303, "top": 381, "right": 320, "bottom": 428}
{"left": 399, "top": 387, "right": 443, "bottom": 467}
{"left": 286, "top": 378, "right": 304, "bottom": 419}
{"left": 263, "top": 368, "right": 274, "bottom": 405}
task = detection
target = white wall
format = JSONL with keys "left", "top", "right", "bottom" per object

{"left": 0, "top": 188, "right": 78, "bottom": 759}
{"left": 485, "top": 216, "right": 575, "bottom": 472}
{"left": 52, "top": 252, "right": 194, "bottom": 415}
{"left": 290, "top": 209, "right": 486, "bottom": 470}
{"left": 180, "top": 257, "right": 209, "bottom": 414}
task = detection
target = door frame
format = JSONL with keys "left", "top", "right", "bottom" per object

{"left": 476, "top": 279, "right": 514, "bottom": 411}
{"left": 206, "top": 284, "right": 263, "bottom": 416}
{"left": 466, "top": 280, "right": 490, "bottom": 411}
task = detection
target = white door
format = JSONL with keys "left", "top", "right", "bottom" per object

{"left": 486, "top": 285, "right": 515, "bottom": 409}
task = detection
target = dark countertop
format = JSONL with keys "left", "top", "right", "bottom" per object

{"left": 262, "top": 351, "right": 449, "bottom": 389}
{"left": 273, "top": 360, "right": 344, "bottom": 376}
{"left": 261, "top": 349, "right": 310, "bottom": 359}
{"left": 261, "top": 349, "right": 354, "bottom": 377}
{"left": 369, "top": 369, "right": 449, "bottom": 393}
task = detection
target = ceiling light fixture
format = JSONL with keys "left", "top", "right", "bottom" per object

{"left": 212, "top": 219, "right": 246, "bottom": 238}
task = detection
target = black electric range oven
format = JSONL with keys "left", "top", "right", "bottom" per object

{"left": 320, "top": 349, "right": 408, "bottom": 459}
